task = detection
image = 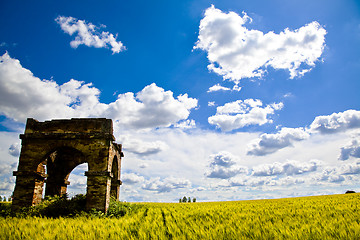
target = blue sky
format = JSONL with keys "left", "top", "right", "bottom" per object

{"left": 0, "top": 0, "right": 360, "bottom": 202}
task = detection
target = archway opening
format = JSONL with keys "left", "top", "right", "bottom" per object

{"left": 67, "top": 163, "right": 88, "bottom": 198}
{"left": 35, "top": 147, "right": 86, "bottom": 201}
{"left": 110, "top": 156, "right": 120, "bottom": 200}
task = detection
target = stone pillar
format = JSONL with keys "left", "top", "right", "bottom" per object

{"left": 85, "top": 171, "right": 112, "bottom": 212}
{"left": 110, "top": 179, "right": 122, "bottom": 200}
{"left": 12, "top": 171, "right": 46, "bottom": 211}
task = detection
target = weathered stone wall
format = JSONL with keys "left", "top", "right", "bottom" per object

{"left": 12, "top": 118, "right": 123, "bottom": 212}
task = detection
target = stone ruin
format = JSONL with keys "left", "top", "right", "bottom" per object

{"left": 12, "top": 118, "right": 123, "bottom": 212}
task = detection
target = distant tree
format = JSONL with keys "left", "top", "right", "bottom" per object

{"left": 188, "top": 197, "right": 191, "bottom": 203}
{"left": 179, "top": 198, "right": 181, "bottom": 203}
{"left": 193, "top": 197, "right": 196, "bottom": 203}
{"left": 8, "top": 196, "right": 11, "bottom": 202}
{"left": 182, "top": 196, "right": 187, "bottom": 203}
{"left": 346, "top": 190, "right": 356, "bottom": 194}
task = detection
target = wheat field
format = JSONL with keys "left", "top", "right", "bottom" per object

{"left": 1, "top": 193, "right": 359, "bottom": 239}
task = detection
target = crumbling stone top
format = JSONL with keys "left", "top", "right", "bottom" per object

{"left": 22, "top": 118, "right": 115, "bottom": 140}
{"left": 24, "top": 118, "right": 113, "bottom": 134}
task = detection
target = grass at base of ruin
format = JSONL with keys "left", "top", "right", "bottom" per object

{"left": 1, "top": 193, "right": 360, "bottom": 239}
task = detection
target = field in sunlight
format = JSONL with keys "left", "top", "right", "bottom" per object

{"left": 1, "top": 193, "right": 359, "bottom": 239}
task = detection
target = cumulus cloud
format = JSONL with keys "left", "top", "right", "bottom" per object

{"left": 338, "top": 161, "right": 360, "bottom": 175}
{"left": 0, "top": 164, "right": 14, "bottom": 175}
{"left": 251, "top": 160, "right": 321, "bottom": 176}
{"left": 0, "top": 53, "right": 198, "bottom": 130}
{"left": 194, "top": 5, "right": 326, "bottom": 82}
{"left": 209, "top": 151, "right": 237, "bottom": 167}
{"left": 229, "top": 175, "right": 305, "bottom": 187}
{"left": 309, "top": 110, "right": 360, "bottom": 134}
{"left": 142, "top": 177, "right": 191, "bottom": 193}
{"left": 206, "top": 151, "right": 248, "bottom": 179}
{"left": 208, "top": 99, "right": 283, "bottom": 131}
{"left": 313, "top": 161, "right": 360, "bottom": 185}
{"left": 120, "top": 136, "right": 168, "bottom": 156}
{"left": 67, "top": 174, "right": 87, "bottom": 189}
{"left": 109, "top": 84, "right": 198, "bottom": 130}
{"left": 8, "top": 143, "right": 20, "bottom": 157}
{"left": 207, "top": 167, "right": 247, "bottom": 179}
{"left": 0, "top": 181, "right": 14, "bottom": 194}
{"left": 247, "top": 127, "right": 309, "bottom": 156}
{"left": 339, "top": 139, "right": 360, "bottom": 161}
{"left": 55, "top": 16, "right": 126, "bottom": 54}
{"left": 247, "top": 110, "right": 360, "bottom": 156}
{"left": 122, "top": 173, "right": 145, "bottom": 184}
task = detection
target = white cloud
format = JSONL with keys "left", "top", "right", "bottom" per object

{"left": 0, "top": 181, "right": 13, "bottom": 194}
{"left": 206, "top": 151, "right": 248, "bottom": 179}
{"left": 313, "top": 162, "right": 360, "bottom": 184}
{"left": 228, "top": 176, "right": 269, "bottom": 187}
{"left": 247, "top": 110, "right": 360, "bottom": 156}
{"left": 67, "top": 174, "right": 87, "bottom": 189}
{"left": 194, "top": 5, "right": 326, "bottom": 81}
{"left": 247, "top": 127, "right": 309, "bottom": 156}
{"left": 208, "top": 101, "right": 216, "bottom": 107}
{"left": 2, "top": 121, "right": 358, "bottom": 201}
{"left": 139, "top": 163, "right": 149, "bottom": 169}
{"left": 0, "top": 163, "right": 14, "bottom": 175}
{"left": 272, "top": 176, "right": 305, "bottom": 186}
{"left": 310, "top": 110, "right": 360, "bottom": 134}
{"left": 55, "top": 16, "right": 126, "bottom": 54}
{"left": 174, "top": 119, "right": 196, "bottom": 129}
{"left": 142, "top": 176, "right": 191, "bottom": 193}
{"left": 206, "top": 166, "right": 247, "bottom": 179}
{"left": 8, "top": 143, "right": 20, "bottom": 157}
{"left": 122, "top": 173, "right": 145, "bottom": 185}
{"left": 208, "top": 99, "right": 283, "bottom": 131}
{"left": 0, "top": 53, "right": 198, "bottom": 130}
{"left": 109, "top": 84, "right": 198, "bottom": 130}
{"left": 339, "top": 161, "right": 360, "bottom": 175}
{"left": 120, "top": 136, "right": 168, "bottom": 156}
{"left": 207, "top": 84, "right": 231, "bottom": 92}
{"left": 251, "top": 159, "right": 321, "bottom": 176}
{"left": 339, "top": 139, "right": 360, "bottom": 161}
{"left": 209, "top": 151, "right": 238, "bottom": 167}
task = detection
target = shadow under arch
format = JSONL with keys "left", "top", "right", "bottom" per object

{"left": 39, "top": 147, "right": 87, "bottom": 198}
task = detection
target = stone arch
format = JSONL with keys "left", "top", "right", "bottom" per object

{"left": 12, "top": 118, "right": 123, "bottom": 212}
{"left": 110, "top": 155, "right": 121, "bottom": 199}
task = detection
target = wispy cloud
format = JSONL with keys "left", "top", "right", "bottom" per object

{"left": 207, "top": 84, "right": 231, "bottom": 92}
{"left": 55, "top": 16, "right": 126, "bottom": 54}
